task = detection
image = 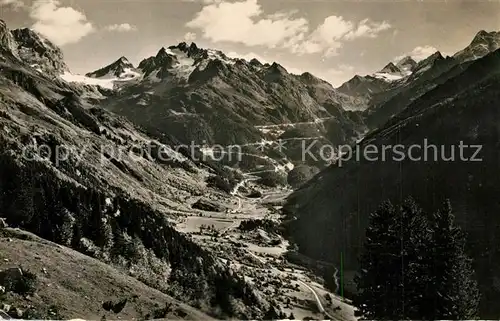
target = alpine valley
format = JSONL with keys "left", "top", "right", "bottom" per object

{"left": 1, "top": 14, "right": 500, "bottom": 319}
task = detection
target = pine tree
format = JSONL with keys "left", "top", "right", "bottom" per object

{"left": 354, "top": 200, "right": 402, "bottom": 319}
{"left": 396, "top": 198, "right": 433, "bottom": 319}
{"left": 355, "top": 198, "right": 480, "bottom": 320}
{"left": 429, "top": 200, "right": 480, "bottom": 319}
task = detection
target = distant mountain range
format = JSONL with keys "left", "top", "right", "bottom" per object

{"left": 67, "top": 41, "right": 368, "bottom": 172}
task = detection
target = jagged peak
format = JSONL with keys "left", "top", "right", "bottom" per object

{"left": 177, "top": 41, "right": 189, "bottom": 52}
{"left": 429, "top": 51, "right": 444, "bottom": 60}
{"left": 468, "top": 30, "right": 500, "bottom": 47}
{"left": 396, "top": 55, "right": 414, "bottom": 63}
{"left": 268, "top": 62, "right": 288, "bottom": 74}
{"left": 350, "top": 75, "right": 364, "bottom": 83}
{"left": 472, "top": 30, "right": 498, "bottom": 41}
{"left": 417, "top": 51, "right": 444, "bottom": 65}
{"left": 206, "top": 58, "right": 227, "bottom": 70}
{"left": 300, "top": 71, "right": 315, "bottom": 79}
{"left": 234, "top": 58, "right": 246, "bottom": 66}
{"left": 475, "top": 30, "right": 489, "bottom": 37}
{"left": 156, "top": 47, "right": 169, "bottom": 58}
{"left": 85, "top": 55, "right": 137, "bottom": 78}
{"left": 167, "top": 41, "right": 207, "bottom": 59}
{"left": 11, "top": 28, "right": 65, "bottom": 63}
{"left": 395, "top": 56, "right": 417, "bottom": 70}
{"left": 411, "top": 51, "right": 444, "bottom": 74}
{"left": 12, "top": 28, "right": 49, "bottom": 44}
{"left": 249, "top": 58, "right": 262, "bottom": 66}
{"left": 118, "top": 56, "right": 129, "bottom": 63}
{"left": 453, "top": 29, "right": 500, "bottom": 63}
{"left": 168, "top": 41, "right": 192, "bottom": 52}
{"left": 379, "top": 62, "right": 401, "bottom": 74}
{"left": 5, "top": 25, "right": 68, "bottom": 73}
{"left": 105, "top": 56, "right": 133, "bottom": 69}
{"left": 189, "top": 42, "right": 198, "bottom": 51}
{"left": 299, "top": 72, "right": 330, "bottom": 86}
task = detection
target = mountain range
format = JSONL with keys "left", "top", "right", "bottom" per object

{"left": 67, "top": 42, "right": 368, "bottom": 173}
{"left": 2, "top": 15, "right": 500, "bottom": 318}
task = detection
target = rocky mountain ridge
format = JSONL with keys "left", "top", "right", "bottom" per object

{"left": 0, "top": 21, "right": 68, "bottom": 74}
{"left": 454, "top": 30, "right": 500, "bottom": 63}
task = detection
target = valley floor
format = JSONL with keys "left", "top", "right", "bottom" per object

{"left": 173, "top": 179, "right": 357, "bottom": 321}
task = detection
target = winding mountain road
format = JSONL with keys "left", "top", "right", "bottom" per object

{"left": 297, "top": 280, "right": 336, "bottom": 320}
{"left": 245, "top": 249, "right": 336, "bottom": 320}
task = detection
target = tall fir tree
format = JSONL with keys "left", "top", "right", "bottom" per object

{"left": 396, "top": 198, "right": 434, "bottom": 319}
{"left": 355, "top": 198, "right": 480, "bottom": 320}
{"left": 429, "top": 200, "right": 480, "bottom": 319}
{"left": 354, "top": 201, "right": 403, "bottom": 319}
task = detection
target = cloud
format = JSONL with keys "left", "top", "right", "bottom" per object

{"left": 1, "top": 0, "right": 24, "bottom": 9}
{"left": 105, "top": 23, "right": 137, "bottom": 32}
{"left": 186, "top": 0, "right": 308, "bottom": 48}
{"left": 186, "top": 0, "right": 391, "bottom": 57}
{"left": 395, "top": 45, "right": 439, "bottom": 61}
{"left": 344, "top": 19, "right": 391, "bottom": 40}
{"left": 30, "top": 0, "right": 94, "bottom": 46}
{"left": 290, "top": 15, "right": 353, "bottom": 57}
{"left": 184, "top": 32, "right": 197, "bottom": 41}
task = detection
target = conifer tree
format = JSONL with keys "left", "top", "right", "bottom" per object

{"left": 354, "top": 200, "right": 402, "bottom": 319}
{"left": 355, "top": 198, "right": 480, "bottom": 320}
{"left": 396, "top": 198, "right": 433, "bottom": 319}
{"left": 429, "top": 200, "right": 480, "bottom": 319}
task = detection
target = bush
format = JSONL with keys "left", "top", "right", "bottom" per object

{"left": 206, "top": 175, "right": 232, "bottom": 193}
{"left": 247, "top": 190, "right": 262, "bottom": 198}
{"left": 11, "top": 269, "right": 37, "bottom": 295}
{"left": 257, "top": 171, "right": 287, "bottom": 187}
{"left": 287, "top": 165, "right": 320, "bottom": 188}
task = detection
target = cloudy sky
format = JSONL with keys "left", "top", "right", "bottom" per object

{"left": 1, "top": 0, "right": 499, "bottom": 86}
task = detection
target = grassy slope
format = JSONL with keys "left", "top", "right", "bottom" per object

{"left": 0, "top": 228, "right": 214, "bottom": 320}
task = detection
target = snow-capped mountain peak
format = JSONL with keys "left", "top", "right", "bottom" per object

{"left": 373, "top": 61, "right": 407, "bottom": 82}
{"left": 395, "top": 56, "right": 417, "bottom": 72}
{"left": 155, "top": 47, "right": 171, "bottom": 59}
{"left": 338, "top": 57, "right": 416, "bottom": 96}
{"left": 378, "top": 62, "right": 401, "bottom": 74}
{"left": 86, "top": 56, "right": 135, "bottom": 79}
{"left": 118, "top": 56, "right": 130, "bottom": 64}
{"left": 60, "top": 55, "right": 141, "bottom": 91}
